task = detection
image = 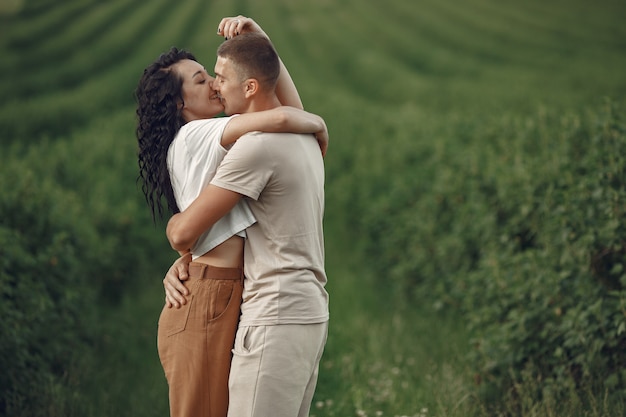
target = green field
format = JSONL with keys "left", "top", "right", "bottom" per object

{"left": 1, "top": 0, "right": 625, "bottom": 416}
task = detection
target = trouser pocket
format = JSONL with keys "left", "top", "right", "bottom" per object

{"left": 158, "top": 295, "right": 194, "bottom": 337}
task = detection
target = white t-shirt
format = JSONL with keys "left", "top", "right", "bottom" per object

{"left": 211, "top": 131, "right": 329, "bottom": 326}
{"left": 167, "top": 117, "right": 256, "bottom": 259}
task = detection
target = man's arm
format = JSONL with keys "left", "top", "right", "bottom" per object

{"left": 167, "top": 184, "right": 243, "bottom": 252}
{"left": 163, "top": 251, "right": 191, "bottom": 308}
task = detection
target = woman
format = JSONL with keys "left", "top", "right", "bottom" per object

{"left": 135, "top": 16, "right": 328, "bottom": 417}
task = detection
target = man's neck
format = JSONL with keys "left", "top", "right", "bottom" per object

{"left": 243, "top": 94, "right": 282, "bottom": 114}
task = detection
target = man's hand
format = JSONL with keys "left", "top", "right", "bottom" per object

{"left": 164, "top": 252, "right": 192, "bottom": 308}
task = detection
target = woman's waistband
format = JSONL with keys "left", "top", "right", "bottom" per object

{"left": 188, "top": 261, "right": 243, "bottom": 281}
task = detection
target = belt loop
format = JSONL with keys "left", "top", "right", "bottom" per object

{"left": 198, "top": 263, "right": 207, "bottom": 279}
{"left": 188, "top": 262, "right": 208, "bottom": 280}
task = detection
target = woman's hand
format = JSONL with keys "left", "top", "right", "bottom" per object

{"left": 315, "top": 120, "right": 329, "bottom": 158}
{"left": 217, "top": 15, "right": 268, "bottom": 40}
{"left": 266, "top": 106, "right": 329, "bottom": 157}
{"left": 280, "top": 106, "right": 329, "bottom": 157}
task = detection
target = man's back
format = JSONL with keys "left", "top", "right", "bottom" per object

{"left": 211, "top": 131, "right": 329, "bottom": 326}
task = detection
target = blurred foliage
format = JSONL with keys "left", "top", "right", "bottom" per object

{"left": 1, "top": 0, "right": 626, "bottom": 415}
{"left": 0, "top": 111, "right": 171, "bottom": 415}
{"left": 0, "top": 164, "right": 95, "bottom": 414}
{"left": 350, "top": 101, "right": 626, "bottom": 406}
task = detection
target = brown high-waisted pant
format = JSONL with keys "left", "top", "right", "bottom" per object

{"left": 157, "top": 262, "right": 243, "bottom": 417}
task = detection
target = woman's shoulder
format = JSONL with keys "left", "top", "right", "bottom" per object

{"left": 183, "top": 116, "right": 228, "bottom": 131}
{"left": 175, "top": 117, "right": 236, "bottom": 159}
{"left": 179, "top": 117, "right": 231, "bottom": 143}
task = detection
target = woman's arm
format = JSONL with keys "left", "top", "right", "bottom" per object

{"left": 218, "top": 16, "right": 303, "bottom": 109}
{"left": 220, "top": 106, "right": 329, "bottom": 156}
{"left": 275, "top": 59, "right": 303, "bottom": 109}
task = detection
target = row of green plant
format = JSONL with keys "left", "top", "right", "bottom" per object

{"left": 0, "top": 0, "right": 218, "bottom": 141}
{"left": 339, "top": 99, "right": 626, "bottom": 412}
{"left": 0, "top": 2, "right": 82, "bottom": 48}
{"left": 0, "top": 0, "right": 97, "bottom": 60}
{"left": 1, "top": 0, "right": 168, "bottom": 98}
{"left": 0, "top": 109, "right": 171, "bottom": 415}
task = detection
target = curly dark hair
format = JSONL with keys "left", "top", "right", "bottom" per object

{"left": 135, "top": 47, "right": 196, "bottom": 222}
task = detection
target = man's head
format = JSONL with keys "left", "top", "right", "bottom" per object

{"left": 213, "top": 33, "right": 280, "bottom": 115}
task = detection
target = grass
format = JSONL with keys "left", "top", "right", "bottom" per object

{"left": 304, "top": 198, "right": 473, "bottom": 417}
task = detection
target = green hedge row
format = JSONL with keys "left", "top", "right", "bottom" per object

{"left": 466, "top": 102, "right": 626, "bottom": 403}
{"left": 0, "top": 111, "right": 168, "bottom": 415}
{"left": 0, "top": 159, "right": 97, "bottom": 414}
{"left": 0, "top": 0, "right": 210, "bottom": 143}
{"left": 351, "top": 100, "right": 626, "bottom": 405}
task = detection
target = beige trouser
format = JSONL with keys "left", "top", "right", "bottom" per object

{"left": 227, "top": 322, "right": 328, "bottom": 417}
{"left": 157, "top": 262, "right": 243, "bottom": 417}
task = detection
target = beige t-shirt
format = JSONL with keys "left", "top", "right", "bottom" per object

{"left": 211, "top": 131, "right": 329, "bottom": 326}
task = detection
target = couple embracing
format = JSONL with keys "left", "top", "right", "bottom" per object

{"left": 135, "top": 15, "right": 329, "bottom": 417}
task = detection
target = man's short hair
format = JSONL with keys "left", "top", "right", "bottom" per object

{"left": 217, "top": 33, "right": 280, "bottom": 91}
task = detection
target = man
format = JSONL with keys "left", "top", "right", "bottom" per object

{"left": 166, "top": 32, "right": 329, "bottom": 417}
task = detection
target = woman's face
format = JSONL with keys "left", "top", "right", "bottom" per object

{"left": 174, "top": 59, "right": 224, "bottom": 122}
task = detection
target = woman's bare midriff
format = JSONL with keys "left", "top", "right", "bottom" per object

{"left": 193, "top": 235, "right": 244, "bottom": 268}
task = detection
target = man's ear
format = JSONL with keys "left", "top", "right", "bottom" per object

{"left": 244, "top": 78, "right": 259, "bottom": 98}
